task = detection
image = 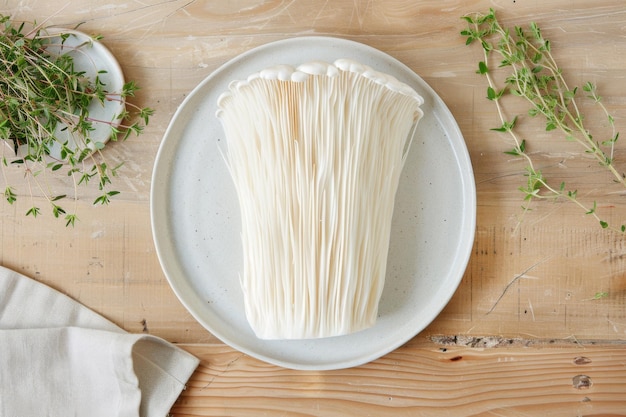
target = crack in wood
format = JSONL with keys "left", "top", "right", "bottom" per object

{"left": 430, "top": 335, "right": 626, "bottom": 348}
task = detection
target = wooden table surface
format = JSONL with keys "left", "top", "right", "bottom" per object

{"left": 2, "top": 0, "right": 626, "bottom": 415}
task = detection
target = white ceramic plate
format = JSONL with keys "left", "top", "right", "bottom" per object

{"left": 151, "top": 36, "right": 476, "bottom": 370}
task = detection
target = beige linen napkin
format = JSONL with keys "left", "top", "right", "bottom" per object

{"left": 0, "top": 265, "right": 199, "bottom": 417}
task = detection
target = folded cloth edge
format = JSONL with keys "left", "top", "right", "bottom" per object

{"left": 132, "top": 334, "right": 200, "bottom": 416}
{"left": 0, "top": 265, "right": 200, "bottom": 417}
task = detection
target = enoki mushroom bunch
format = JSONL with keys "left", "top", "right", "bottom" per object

{"left": 217, "top": 59, "right": 424, "bottom": 339}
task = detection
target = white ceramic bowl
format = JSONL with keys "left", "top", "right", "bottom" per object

{"left": 36, "top": 28, "right": 126, "bottom": 160}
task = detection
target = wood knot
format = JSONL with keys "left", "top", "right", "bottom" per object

{"left": 572, "top": 375, "right": 592, "bottom": 390}
{"left": 573, "top": 356, "right": 592, "bottom": 365}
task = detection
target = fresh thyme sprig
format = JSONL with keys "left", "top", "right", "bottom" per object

{"left": 461, "top": 9, "right": 624, "bottom": 231}
{"left": 0, "top": 15, "right": 154, "bottom": 226}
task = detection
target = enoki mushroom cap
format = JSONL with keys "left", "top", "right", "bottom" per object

{"left": 217, "top": 59, "right": 424, "bottom": 120}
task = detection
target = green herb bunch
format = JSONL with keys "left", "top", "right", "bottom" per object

{"left": 0, "top": 15, "right": 153, "bottom": 226}
{"left": 461, "top": 9, "right": 624, "bottom": 231}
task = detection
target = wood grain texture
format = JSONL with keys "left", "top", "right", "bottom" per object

{"left": 174, "top": 338, "right": 626, "bottom": 416}
{"left": 1, "top": 0, "right": 626, "bottom": 413}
